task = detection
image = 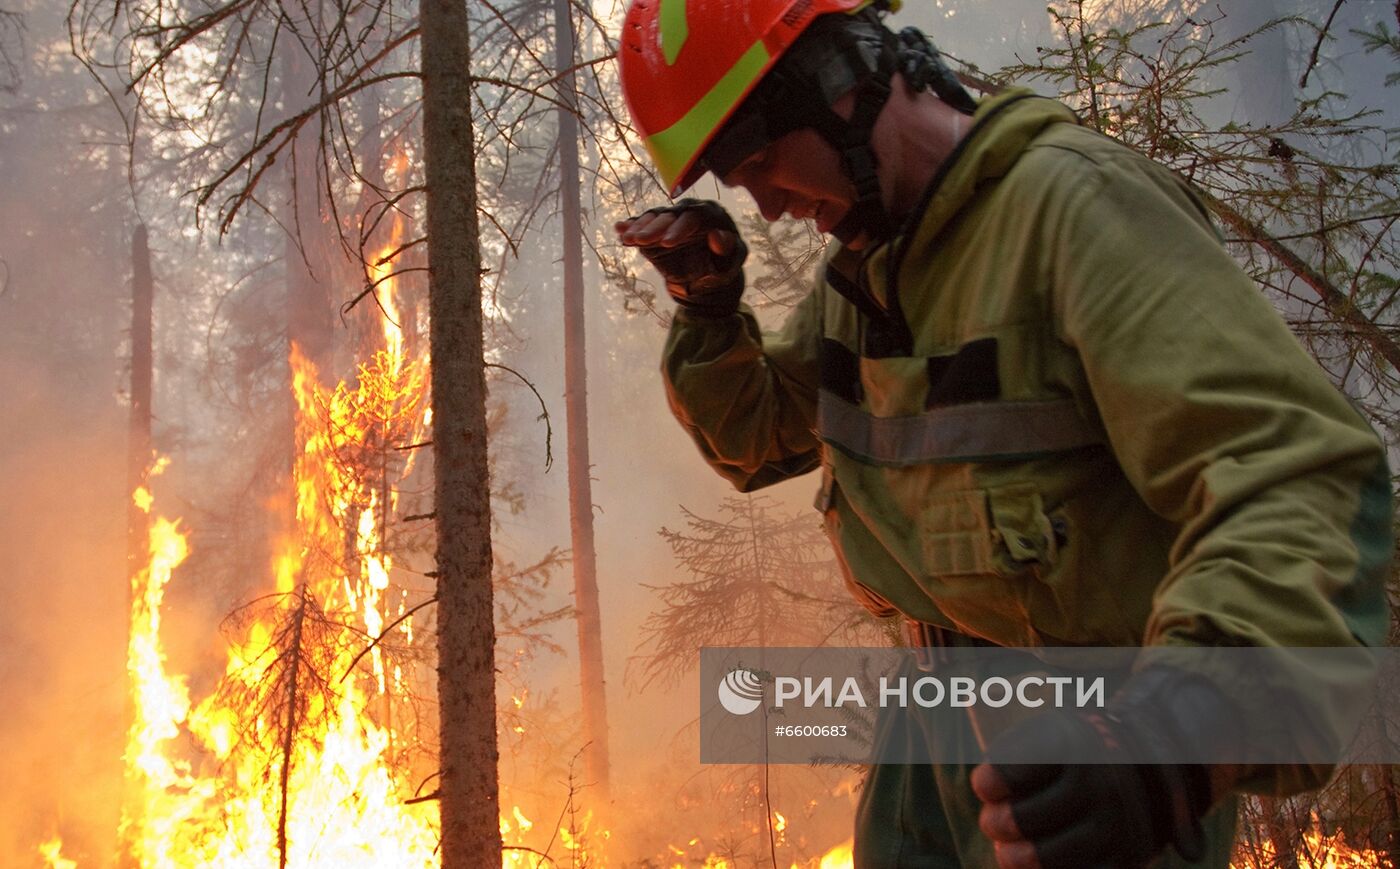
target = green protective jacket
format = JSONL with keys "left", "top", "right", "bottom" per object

{"left": 662, "top": 90, "right": 1392, "bottom": 788}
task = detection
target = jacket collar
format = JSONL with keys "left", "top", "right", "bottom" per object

{"left": 900, "top": 89, "right": 1079, "bottom": 250}
{"left": 822, "top": 90, "right": 1080, "bottom": 353}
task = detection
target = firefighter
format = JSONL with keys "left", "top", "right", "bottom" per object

{"left": 612, "top": 0, "right": 1393, "bottom": 866}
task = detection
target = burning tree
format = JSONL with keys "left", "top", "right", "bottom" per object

{"left": 117, "top": 306, "right": 443, "bottom": 867}
{"left": 62, "top": 0, "right": 627, "bottom": 860}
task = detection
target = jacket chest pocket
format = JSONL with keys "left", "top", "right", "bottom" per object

{"left": 921, "top": 483, "right": 1060, "bottom": 579}
{"left": 916, "top": 482, "right": 1067, "bottom": 646}
{"left": 921, "top": 489, "right": 997, "bottom": 576}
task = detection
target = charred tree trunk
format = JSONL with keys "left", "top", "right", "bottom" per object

{"left": 118, "top": 221, "right": 154, "bottom": 869}
{"left": 422, "top": 0, "right": 502, "bottom": 863}
{"left": 553, "top": 0, "right": 611, "bottom": 799}
{"left": 1260, "top": 796, "right": 1302, "bottom": 869}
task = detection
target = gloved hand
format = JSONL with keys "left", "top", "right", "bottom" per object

{"left": 970, "top": 667, "right": 1241, "bottom": 869}
{"left": 615, "top": 198, "right": 747, "bottom": 317}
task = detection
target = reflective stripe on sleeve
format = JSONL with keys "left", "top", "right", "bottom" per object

{"left": 817, "top": 389, "right": 1105, "bottom": 465}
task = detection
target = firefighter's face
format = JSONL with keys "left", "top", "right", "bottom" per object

{"left": 718, "top": 126, "right": 871, "bottom": 249}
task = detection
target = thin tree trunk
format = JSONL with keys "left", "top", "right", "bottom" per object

{"left": 1260, "top": 796, "right": 1301, "bottom": 869}
{"left": 276, "top": 586, "right": 308, "bottom": 869}
{"left": 118, "top": 221, "right": 154, "bottom": 869}
{"left": 554, "top": 0, "right": 611, "bottom": 798}
{"left": 282, "top": 1, "right": 334, "bottom": 372}
{"left": 745, "top": 496, "right": 777, "bottom": 867}
{"left": 422, "top": 0, "right": 502, "bottom": 863}
{"left": 127, "top": 223, "right": 154, "bottom": 585}
{"left": 270, "top": 4, "right": 334, "bottom": 624}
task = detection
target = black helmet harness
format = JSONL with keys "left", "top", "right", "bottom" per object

{"left": 699, "top": 5, "right": 977, "bottom": 247}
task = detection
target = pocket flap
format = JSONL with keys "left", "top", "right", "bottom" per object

{"left": 988, "top": 483, "right": 1058, "bottom": 566}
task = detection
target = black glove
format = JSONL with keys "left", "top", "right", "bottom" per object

{"left": 632, "top": 198, "right": 747, "bottom": 317}
{"left": 981, "top": 667, "right": 1241, "bottom": 868}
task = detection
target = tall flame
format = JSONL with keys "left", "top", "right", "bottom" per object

{"left": 117, "top": 182, "right": 441, "bottom": 866}
{"left": 366, "top": 153, "right": 412, "bottom": 366}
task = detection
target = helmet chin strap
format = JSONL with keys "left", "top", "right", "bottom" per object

{"left": 812, "top": 20, "right": 975, "bottom": 249}
{"left": 816, "top": 26, "right": 898, "bottom": 247}
{"left": 830, "top": 197, "right": 890, "bottom": 248}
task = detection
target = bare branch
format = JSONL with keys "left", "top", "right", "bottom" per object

{"left": 339, "top": 265, "right": 429, "bottom": 320}
{"left": 1299, "top": 0, "right": 1347, "bottom": 89}
{"left": 339, "top": 595, "right": 439, "bottom": 684}
{"left": 201, "top": 71, "right": 420, "bottom": 234}
{"left": 485, "top": 362, "right": 553, "bottom": 471}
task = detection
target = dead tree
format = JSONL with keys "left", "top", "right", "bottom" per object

{"left": 280, "top": 1, "right": 336, "bottom": 374}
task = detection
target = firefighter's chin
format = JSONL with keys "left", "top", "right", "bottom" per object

{"left": 827, "top": 207, "right": 873, "bottom": 251}
{"left": 833, "top": 223, "right": 871, "bottom": 251}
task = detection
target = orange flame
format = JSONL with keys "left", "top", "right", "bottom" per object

{"left": 1231, "top": 817, "right": 1386, "bottom": 869}
{"left": 365, "top": 193, "right": 412, "bottom": 365}
{"left": 116, "top": 143, "right": 593, "bottom": 869}
{"left": 802, "top": 839, "right": 854, "bottom": 869}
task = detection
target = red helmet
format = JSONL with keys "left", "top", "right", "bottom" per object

{"left": 618, "top": 0, "right": 874, "bottom": 196}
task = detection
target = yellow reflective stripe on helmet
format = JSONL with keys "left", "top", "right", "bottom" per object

{"left": 643, "top": 40, "right": 770, "bottom": 190}
{"left": 659, "top": 0, "right": 688, "bottom": 65}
